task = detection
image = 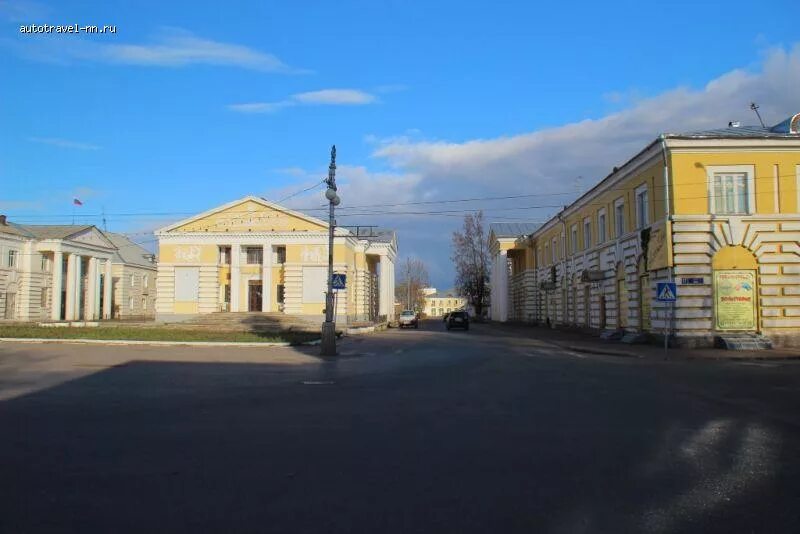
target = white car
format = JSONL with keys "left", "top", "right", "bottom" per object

{"left": 398, "top": 310, "right": 419, "bottom": 328}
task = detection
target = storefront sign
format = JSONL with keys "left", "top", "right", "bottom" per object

{"left": 714, "top": 270, "right": 756, "bottom": 330}
{"left": 647, "top": 220, "right": 673, "bottom": 271}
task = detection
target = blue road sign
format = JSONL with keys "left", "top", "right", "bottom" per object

{"left": 332, "top": 273, "right": 346, "bottom": 290}
{"left": 656, "top": 282, "right": 677, "bottom": 302}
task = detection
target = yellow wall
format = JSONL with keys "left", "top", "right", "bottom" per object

{"left": 160, "top": 244, "right": 218, "bottom": 264}
{"left": 670, "top": 152, "right": 800, "bottom": 215}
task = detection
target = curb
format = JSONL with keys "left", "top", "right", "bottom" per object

{"left": 564, "top": 345, "right": 642, "bottom": 358}
{"left": 0, "top": 337, "right": 321, "bottom": 348}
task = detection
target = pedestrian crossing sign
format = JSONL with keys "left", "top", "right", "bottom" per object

{"left": 332, "top": 273, "right": 346, "bottom": 290}
{"left": 656, "top": 282, "right": 677, "bottom": 302}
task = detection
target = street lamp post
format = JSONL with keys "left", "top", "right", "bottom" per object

{"left": 321, "top": 145, "right": 340, "bottom": 356}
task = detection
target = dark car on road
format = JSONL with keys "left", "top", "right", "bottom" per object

{"left": 445, "top": 311, "right": 469, "bottom": 331}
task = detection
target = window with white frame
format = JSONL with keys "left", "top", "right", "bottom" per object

{"left": 597, "top": 209, "right": 607, "bottom": 243}
{"left": 545, "top": 244, "right": 549, "bottom": 265}
{"left": 143, "top": 274, "right": 149, "bottom": 288}
{"left": 130, "top": 274, "right": 135, "bottom": 287}
{"left": 7, "top": 249, "right": 17, "bottom": 268}
{"left": 707, "top": 165, "right": 755, "bottom": 215}
{"left": 40, "top": 254, "right": 48, "bottom": 272}
{"left": 246, "top": 247, "right": 263, "bottom": 265}
{"left": 276, "top": 246, "right": 286, "bottom": 264}
{"left": 583, "top": 218, "right": 591, "bottom": 250}
{"left": 635, "top": 184, "right": 649, "bottom": 228}
{"left": 614, "top": 198, "right": 625, "bottom": 237}
{"left": 570, "top": 225, "right": 578, "bottom": 254}
{"left": 551, "top": 238, "right": 558, "bottom": 263}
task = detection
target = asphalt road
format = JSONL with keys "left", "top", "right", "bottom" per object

{"left": 2, "top": 320, "right": 800, "bottom": 533}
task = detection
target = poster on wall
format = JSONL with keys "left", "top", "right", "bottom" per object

{"left": 714, "top": 270, "right": 756, "bottom": 330}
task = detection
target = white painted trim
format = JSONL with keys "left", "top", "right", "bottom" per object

{"left": 596, "top": 208, "right": 607, "bottom": 244}
{"left": 634, "top": 183, "right": 649, "bottom": 229}
{"left": 613, "top": 197, "right": 625, "bottom": 238}
{"left": 796, "top": 165, "right": 800, "bottom": 215}
{"left": 705, "top": 164, "right": 756, "bottom": 215}
{"left": 774, "top": 164, "right": 780, "bottom": 214}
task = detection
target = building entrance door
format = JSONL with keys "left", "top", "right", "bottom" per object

{"left": 639, "top": 275, "right": 651, "bottom": 331}
{"left": 617, "top": 278, "right": 628, "bottom": 329}
{"left": 248, "top": 282, "right": 263, "bottom": 312}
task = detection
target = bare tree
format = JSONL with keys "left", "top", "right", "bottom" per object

{"left": 451, "top": 211, "right": 490, "bottom": 318}
{"left": 395, "top": 257, "right": 430, "bottom": 311}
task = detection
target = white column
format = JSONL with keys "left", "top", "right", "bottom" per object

{"left": 73, "top": 255, "right": 83, "bottom": 320}
{"left": 387, "top": 257, "right": 395, "bottom": 321}
{"left": 230, "top": 243, "right": 241, "bottom": 312}
{"left": 65, "top": 253, "right": 76, "bottom": 320}
{"left": 262, "top": 244, "right": 271, "bottom": 312}
{"left": 86, "top": 257, "right": 97, "bottom": 320}
{"left": 378, "top": 256, "right": 394, "bottom": 318}
{"left": 498, "top": 250, "right": 509, "bottom": 322}
{"left": 51, "top": 251, "right": 63, "bottom": 321}
{"left": 103, "top": 259, "right": 113, "bottom": 319}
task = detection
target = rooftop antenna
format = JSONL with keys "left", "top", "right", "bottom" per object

{"left": 750, "top": 102, "right": 766, "bottom": 128}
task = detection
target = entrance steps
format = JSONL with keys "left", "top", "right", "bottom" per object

{"left": 715, "top": 333, "right": 773, "bottom": 351}
{"left": 165, "top": 312, "right": 323, "bottom": 333}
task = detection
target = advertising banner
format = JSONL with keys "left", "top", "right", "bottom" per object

{"left": 714, "top": 270, "right": 756, "bottom": 330}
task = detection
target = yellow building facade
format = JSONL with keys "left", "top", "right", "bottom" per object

{"left": 422, "top": 288, "right": 466, "bottom": 317}
{"left": 155, "top": 196, "right": 397, "bottom": 324}
{"left": 490, "top": 113, "right": 800, "bottom": 347}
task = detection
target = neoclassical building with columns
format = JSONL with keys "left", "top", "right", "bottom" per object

{"left": 0, "top": 218, "right": 117, "bottom": 322}
{"left": 154, "top": 196, "right": 397, "bottom": 324}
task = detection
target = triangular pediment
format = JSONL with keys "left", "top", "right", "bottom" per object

{"left": 69, "top": 227, "right": 116, "bottom": 249}
{"left": 159, "top": 196, "right": 328, "bottom": 233}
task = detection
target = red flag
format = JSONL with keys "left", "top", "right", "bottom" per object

{"left": 73, "top": 198, "right": 83, "bottom": 206}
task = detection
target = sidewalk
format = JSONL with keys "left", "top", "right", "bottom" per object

{"left": 484, "top": 322, "right": 800, "bottom": 361}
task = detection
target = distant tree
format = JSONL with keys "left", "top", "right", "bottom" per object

{"left": 395, "top": 257, "right": 430, "bottom": 311}
{"left": 451, "top": 211, "right": 490, "bottom": 317}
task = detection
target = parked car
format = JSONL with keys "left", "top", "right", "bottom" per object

{"left": 446, "top": 311, "right": 469, "bottom": 331}
{"left": 398, "top": 310, "right": 419, "bottom": 329}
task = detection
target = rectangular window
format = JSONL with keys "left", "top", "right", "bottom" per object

{"left": 41, "top": 254, "right": 49, "bottom": 272}
{"left": 583, "top": 218, "right": 591, "bottom": 250}
{"left": 570, "top": 225, "right": 578, "bottom": 254}
{"left": 614, "top": 198, "right": 625, "bottom": 237}
{"left": 277, "top": 284, "right": 285, "bottom": 304}
{"left": 598, "top": 209, "right": 607, "bottom": 243}
{"left": 129, "top": 296, "right": 134, "bottom": 310}
{"left": 712, "top": 173, "right": 748, "bottom": 214}
{"left": 246, "top": 247, "right": 263, "bottom": 265}
{"left": 707, "top": 165, "right": 755, "bottom": 215}
{"left": 219, "top": 246, "right": 231, "bottom": 265}
{"left": 8, "top": 250, "right": 17, "bottom": 268}
{"left": 551, "top": 238, "right": 558, "bottom": 263}
{"left": 143, "top": 274, "right": 149, "bottom": 288}
{"left": 224, "top": 284, "right": 231, "bottom": 303}
{"left": 635, "top": 185, "right": 649, "bottom": 228}
{"left": 276, "top": 246, "right": 287, "bottom": 264}
{"left": 40, "top": 288, "right": 47, "bottom": 308}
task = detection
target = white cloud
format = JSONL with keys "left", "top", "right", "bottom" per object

{"left": 29, "top": 137, "right": 101, "bottom": 150}
{"left": 0, "top": 0, "right": 48, "bottom": 22}
{"left": 7, "top": 27, "right": 303, "bottom": 72}
{"left": 229, "top": 88, "right": 377, "bottom": 114}
{"left": 293, "top": 89, "right": 375, "bottom": 105}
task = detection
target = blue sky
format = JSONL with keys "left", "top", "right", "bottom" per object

{"left": 1, "top": 0, "right": 799, "bottom": 288}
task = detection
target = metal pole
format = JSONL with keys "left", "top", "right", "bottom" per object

{"left": 321, "top": 145, "right": 338, "bottom": 356}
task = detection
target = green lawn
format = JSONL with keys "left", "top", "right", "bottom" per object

{"left": 0, "top": 325, "right": 319, "bottom": 344}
